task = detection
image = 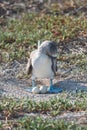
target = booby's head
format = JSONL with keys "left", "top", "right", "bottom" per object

{"left": 38, "top": 40, "right": 58, "bottom": 58}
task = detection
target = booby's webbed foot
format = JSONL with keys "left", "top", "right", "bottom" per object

{"left": 48, "top": 85, "right": 63, "bottom": 93}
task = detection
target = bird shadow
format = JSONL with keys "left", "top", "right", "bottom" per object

{"left": 54, "top": 79, "right": 87, "bottom": 92}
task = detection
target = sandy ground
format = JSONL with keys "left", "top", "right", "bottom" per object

{"left": 0, "top": 60, "right": 87, "bottom": 101}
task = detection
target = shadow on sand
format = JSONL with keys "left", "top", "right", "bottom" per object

{"left": 55, "top": 79, "right": 87, "bottom": 92}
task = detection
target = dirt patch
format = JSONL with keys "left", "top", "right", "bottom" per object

{"left": 0, "top": 0, "right": 87, "bottom": 19}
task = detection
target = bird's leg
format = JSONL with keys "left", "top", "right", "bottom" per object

{"left": 48, "top": 79, "right": 63, "bottom": 93}
{"left": 25, "top": 79, "right": 36, "bottom": 92}
{"left": 49, "top": 79, "right": 54, "bottom": 90}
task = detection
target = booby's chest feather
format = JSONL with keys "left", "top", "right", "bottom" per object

{"left": 31, "top": 52, "right": 54, "bottom": 78}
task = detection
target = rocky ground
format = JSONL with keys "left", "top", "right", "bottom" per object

{"left": 0, "top": 0, "right": 87, "bottom": 19}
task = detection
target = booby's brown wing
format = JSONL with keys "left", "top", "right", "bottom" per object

{"left": 26, "top": 50, "right": 37, "bottom": 75}
{"left": 51, "top": 57, "right": 57, "bottom": 76}
{"left": 26, "top": 58, "right": 32, "bottom": 75}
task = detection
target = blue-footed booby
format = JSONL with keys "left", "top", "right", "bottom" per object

{"left": 26, "top": 40, "right": 62, "bottom": 93}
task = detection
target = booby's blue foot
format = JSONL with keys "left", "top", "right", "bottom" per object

{"left": 48, "top": 85, "right": 63, "bottom": 93}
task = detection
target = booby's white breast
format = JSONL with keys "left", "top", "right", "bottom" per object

{"left": 31, "top": 51, "right": 54, "bottom": 79}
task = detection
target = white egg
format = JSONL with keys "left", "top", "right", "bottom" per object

{"left": 40, "top": 86, "right": 48, "bottom": 94}
{"left": 32, "top": 87, "right": 40, "bottom": 94}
